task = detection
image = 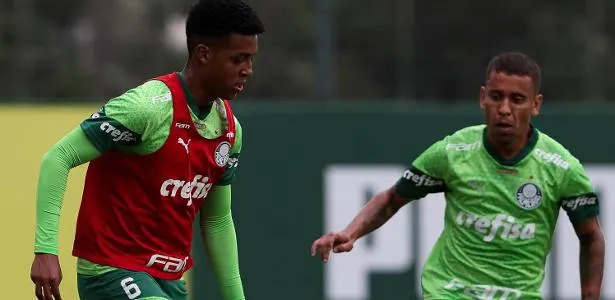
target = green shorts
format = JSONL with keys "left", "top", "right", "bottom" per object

{"left": 77, "top": 269, "right": 188, "bottom": 300}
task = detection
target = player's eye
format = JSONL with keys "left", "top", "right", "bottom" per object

{"left": 489, "top": 92, "right": 503, "bottom": 101}
{"left": 510, "top": 94, "right": 527, "bottom": 103}
{"left": 231, "top": 54, "right": 251, "bottom": 65}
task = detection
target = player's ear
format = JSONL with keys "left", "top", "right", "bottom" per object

{"left": 479, "top": 86, "right": 487, "bottom": 109}
{"left": 532, "top": 94, "right": 543, "bottom": 116}
{"left": 195, "top": 44, "right": 211, "bottom": 65}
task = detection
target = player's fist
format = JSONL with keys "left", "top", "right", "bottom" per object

{"left": 30, "top": 253, "right": 63, "bottom": 300}
{"left": 310, "top": 231, "right": 355, "bottom": 263}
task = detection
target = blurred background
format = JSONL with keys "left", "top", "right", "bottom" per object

{"left": 3, "top": 0, "right": 615, "bottom": 102}
{"left": 1, "top": 0, "right": 615, "bottom": 299}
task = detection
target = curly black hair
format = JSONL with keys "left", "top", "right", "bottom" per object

{"left": 186, "top": 0, "right": 265, "bottom": 54}
{"left": 486, "top": 52, "right": 542, "bottom": 92}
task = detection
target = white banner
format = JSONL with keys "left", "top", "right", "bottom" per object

{"left": 324, "top": 164, "right": 614, "bottom": 300}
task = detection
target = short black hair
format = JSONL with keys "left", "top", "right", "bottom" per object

{"left": 186, "top": 0, "right": 265, "bottom": 54}
{"left": 486, "top": 52, "right": 542, "bottom": 92}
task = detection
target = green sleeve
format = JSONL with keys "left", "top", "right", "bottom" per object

{"left": 200, "top": 185, "right": 244, "bottom": 300}
{"left": 394, "top": 139, "right": 448, "bottom": 200}
{"left": 34, "top": 127, "right": 102, "bottom": 254}
{"left": 559, "top": 162, "right": 599, "bottom": 224}
{"left": 218, "top": 118, "right": 242, "bottom": 186}
{"left": 80, "top": 80, "right": 170, "bottom": 152}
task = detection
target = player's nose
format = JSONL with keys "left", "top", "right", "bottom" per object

{"left": 241, "top": 68, "right": 253, "bottom": 77}
{"left": 241, "top": 60, "right": 254, "bottom": 77}
{"left": 497, "top": 99, "right": 513, "bottom": 116}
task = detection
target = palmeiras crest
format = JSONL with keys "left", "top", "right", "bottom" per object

{"left": 516, "top": 182, "right": 543, "bottom": 210}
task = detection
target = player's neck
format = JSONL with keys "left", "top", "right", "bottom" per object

{"left": 180, "top": 66, "right": 216, "bottom": 106}
{"left": 487, "top": 127, "right": 532, "bottom": 160}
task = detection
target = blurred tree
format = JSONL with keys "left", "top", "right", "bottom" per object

{"left": 241, "top": 0, "right": 316, "bottom": 100}
{"left": 0, "top": 0, "right": 614, "bottom": 102}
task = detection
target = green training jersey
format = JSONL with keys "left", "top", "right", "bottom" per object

{"left": 77, "top": 72, "right": 243, "bottom": 275}
{"left": 395, "top": 125, "right": 599, "bottom": 300}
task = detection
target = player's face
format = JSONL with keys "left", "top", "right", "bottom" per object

{"left": 200, "top": 34, "right": 259, "bottom": 100}
{"left": 480, "top": 71, "right": 542, "bottom": 145}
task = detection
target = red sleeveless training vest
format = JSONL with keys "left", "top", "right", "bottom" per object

{"left": 73, "top": 73, "right": 236, "bottom": 280}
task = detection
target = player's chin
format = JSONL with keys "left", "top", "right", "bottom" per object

{"left": 492, "top": 125, "right": 516, "bottom": 135}
{"left": 222, "top": 88, "right": 243, "bottom": 100}
{"left": 493, "top": 131, "right": 517, "bottom": 144}
{"left": 221, "top": 92, "right": 239, "bottom": 100}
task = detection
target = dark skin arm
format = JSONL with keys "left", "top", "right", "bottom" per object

{"left": 310, "top": 186, "right": 411, "bottom": 262}
{"left": 341, "top": 186, "right": 411, "bottom": 241}
{"left": 573, "top": 216, "right": 605, "bottom": 300}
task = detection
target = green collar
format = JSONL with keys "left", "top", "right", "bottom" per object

{"left": 176, "top": 71, "right": 212, "bottom": 120}
{"left": 483, "top": 125, "right": 539, "bottom": 166}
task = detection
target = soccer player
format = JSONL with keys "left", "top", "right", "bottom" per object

{"left": 311, "top": 52, "right": 605, "bottom": 299}
{"left": 29, "top": 1, "right": 264, "bottom": 299}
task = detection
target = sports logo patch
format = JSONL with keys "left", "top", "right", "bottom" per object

{"left": 214, "top": 141, "right": 231, "bottom": 167}
{"left": 516, "top": 182, "right": 542, "bottom": 210}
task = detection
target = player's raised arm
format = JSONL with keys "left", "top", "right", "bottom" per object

{"left": 311, "top": 138, "right": 448, "bottom": 262}
{"left": 559, "top": 162, "right": 605, "bottom": 299}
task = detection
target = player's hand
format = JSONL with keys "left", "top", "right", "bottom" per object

{"left": 30, "top": 253, "right": 63, "bottom": 300}
{"left": 310, "top": 231, "right": 355, "bottom": 263}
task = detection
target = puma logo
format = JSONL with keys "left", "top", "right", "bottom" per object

{"left": 178, "top": 138, "right": 191, "bottom": 154}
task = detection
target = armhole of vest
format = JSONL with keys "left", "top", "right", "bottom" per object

{"left": 223, "top": 100, "right": 236, "bottom": 136}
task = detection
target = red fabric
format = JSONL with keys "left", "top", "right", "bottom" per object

{"left": 73, "top": 73, "right": 236, "bottom": 280}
